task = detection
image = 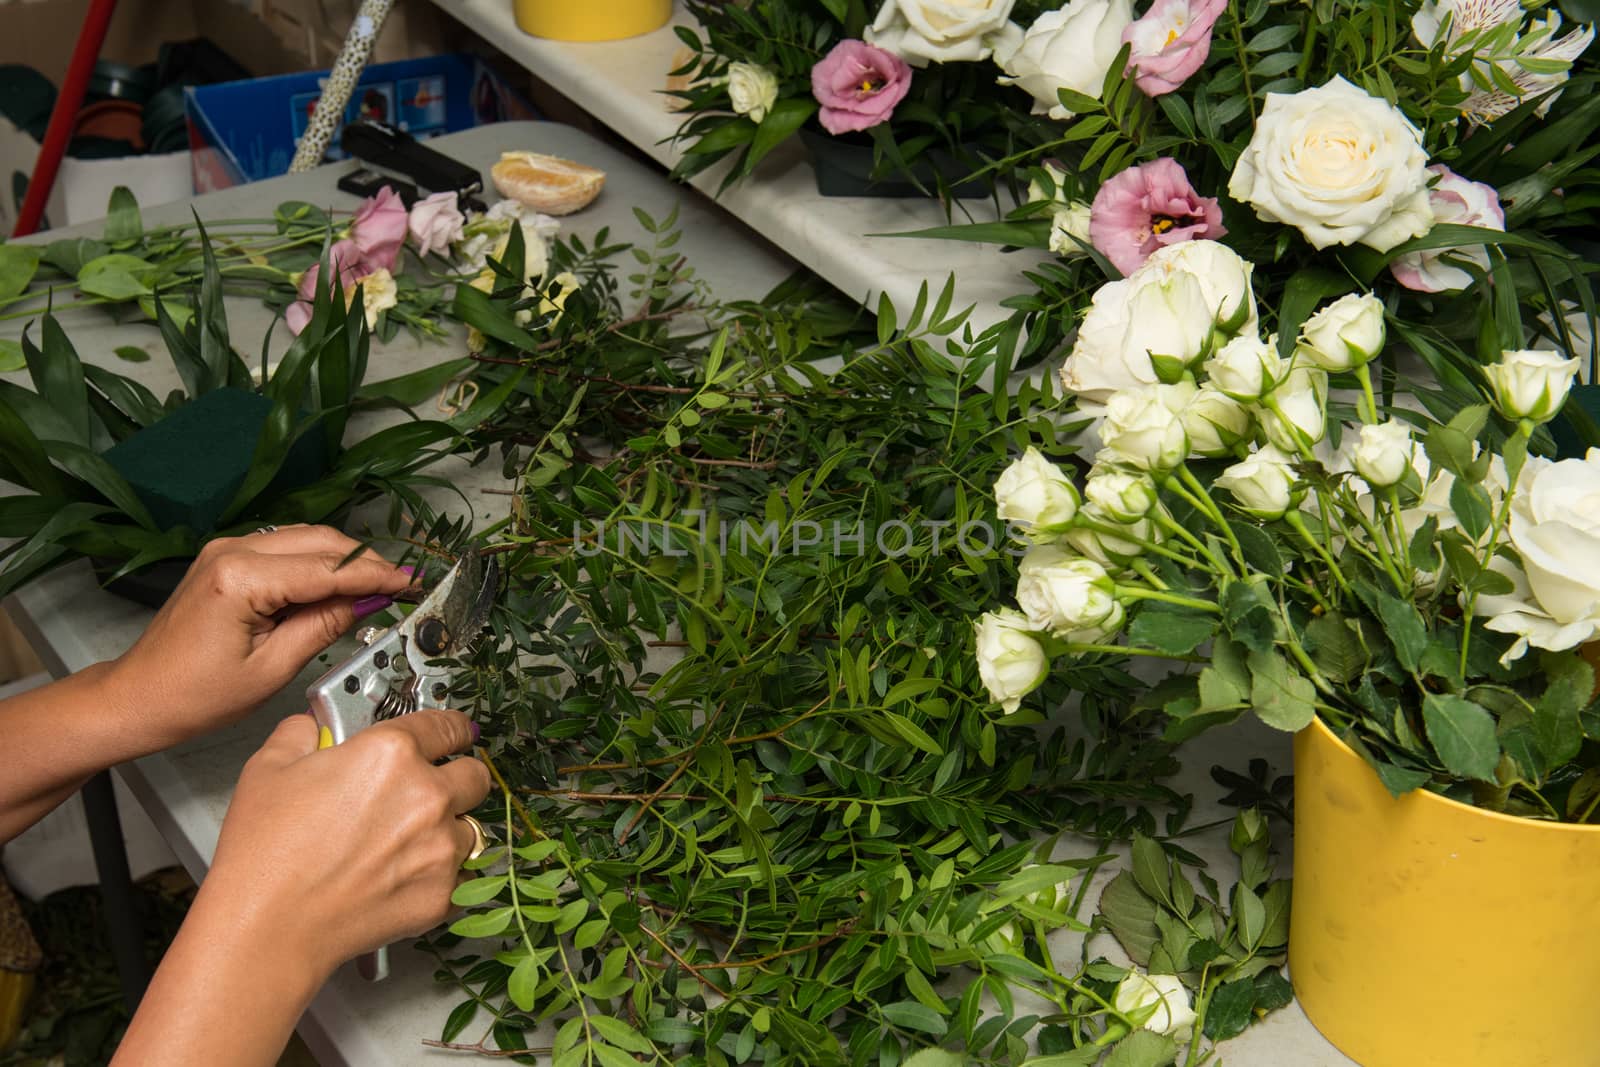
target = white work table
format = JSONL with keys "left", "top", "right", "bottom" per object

{"left": 2, "top": 116, "right": 1347, "bottom": 1064}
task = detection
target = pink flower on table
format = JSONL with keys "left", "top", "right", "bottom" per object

{"left": 349, "top": 185, "right": 408, "bottom": 274}
{"left": 1122, "top": 0, "right": 1227, "bottom": 97}
{"left": 1390, "top": 165, "right": 1504, "bottom": 293}
{"left": 1089, "top": 158, "right": 1225, "bottom": 275}
{"left": 285, "top": 238, "right": 363, "bottom": 335}
{"left": 408, "top": 190, "right": 466, "bottom": 258}
{"left": 810, "top": 39, "right": 913, "bottom": 135}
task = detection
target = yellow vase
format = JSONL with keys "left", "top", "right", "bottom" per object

{"left": 511, "top": 0, "right": 673, "bottom": 41}
{"left": 1290, "top": 717, "right": 1600, "bottom": 1067}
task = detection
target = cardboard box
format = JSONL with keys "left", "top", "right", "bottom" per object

{"left": 257, "top": 0, "right": 449, "bottom": 69}
{"left": 184, "top": 53, "right": 535, "bottom": 191}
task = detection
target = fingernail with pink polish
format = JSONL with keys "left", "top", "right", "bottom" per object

{"left": 469, "top": 720, "right": 481, "bottom": 744}
{"left": 353, "top": 595, "right": 393, "bottom": 619}
{"left": 399, "top": 564, "right": 417, "bottom": 577}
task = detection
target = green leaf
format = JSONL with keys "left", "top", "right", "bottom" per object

{"left": 1247, "top": 648, "right": 1317, "bottom": 731}
{"left": 0, "top": 243, "right": 41, "bottom": 300}
{"left": 1202, "top": 978, "right": 1257, "bottom": 1041}
{"left": 743, "top": 98, "right": 817, "bottom": 175}
{"left": 1373, "top": 592, "right": 1428, "bottom": 673}
{"left": 1104, "top": 1030, "right": 1178, "bottom": 1067}
{"left": 986, "top": 864, "right": 1080, "bottom": 910}
{"left": 881, "top": 710, "right": 943, "bottom": 756}
{"left": 904, "top": 1053, "right": 967, "bottom": 1067}
{"left": 888, "top": 220, "right": 1054, "bottom": 249}
{"left": 879, "top": 1001, "right": 947, "bottom": 1037}
{"left": 0, "top": 398, "right": 66, "bottom": 495}
{"left": 1422, "top": 693, "right": 1500, "bottom": 782}
{"left": 104, "top": 186, "right": 143, "bottom": 243}
{"left": 450, "top": 876, "right": 507, "bottom": 907}
{"left": 1304, "top": 614, "right": 1365, "bottom": 683}
{"left": 507, "top": 955, "right": 538, "bottom": 1012}
{"left": 1130, "top": 834, "right": 1169, "bottom": 903}
{"left": 23, "top": 314, "right": 90, "bottom": 447}
{"left": 76, "top": 253, "right": 157, "bottom": 301}
{"left": 1129, "top": 605, "right": 1216, "bottom": 655}
{"left": 113, "top": 345, "right": 151, "bottom": 363}
{"left": 448, "top": 906, "right": 515, "bottom": 939}
{"left": 0, "top": 339, "right": 22, "bottom": 373}
{"left": 1097, "top": 871, "right": 1159, "bottom": 966}
{"left": 441, "top": 999, "right": 478, "bottom": 1043}
{"left": 589, "top": 1015, "right": 655, "bottom": 1053}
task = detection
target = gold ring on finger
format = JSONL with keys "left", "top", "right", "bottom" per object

{"left": 457, "top": 813, "right": 490, "bottom": 862}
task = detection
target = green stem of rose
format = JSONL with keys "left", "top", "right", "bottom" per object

{"left": 1149, "top": 507, "right": 1237, "bottom": 578}
{"left": 1115, "top": 586, "right": 1221, "bottom": 614}
{"left": 1283, "top": 510, "right": 1352, "bottom": 594}
{"left": 1459, "top": 419, "right": 1533, "bottom": 677}
{"left": 1175, "top": 465, "right": 1247, "bottom": 567}
{"left": 1260, "top": 395, "right": 1318, "bottom": 463}
{"left": 1076, "top": 518, "right": 1208, "bottom": 571}
{"left": 1354, "top": 362, "right": 1380, "bottom": 425}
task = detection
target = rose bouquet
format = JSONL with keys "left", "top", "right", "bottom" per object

{"left": 978, "top": 242, "right": 1600, "bottom": 821}
{"left": 908, "top": 0, "right": 1598, "bottom": 424}
{"left": 668, "top": 0, "right": 1067, "bottom": 196}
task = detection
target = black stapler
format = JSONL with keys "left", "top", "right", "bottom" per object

{"left": 337, "top": 120, "right": 487, "bottom": 212}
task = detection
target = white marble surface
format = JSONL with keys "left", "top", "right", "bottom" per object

{"left": 1, "top": 116, "right": 1351, "bottom": 1063}
{"left": 431, "top": 0, "right": 1054, "bottom": 335}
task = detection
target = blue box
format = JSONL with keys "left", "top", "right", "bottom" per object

{"left": 183, "top": 54, "right": 534, "bottom": 192}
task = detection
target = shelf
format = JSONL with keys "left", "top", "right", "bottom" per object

{"left": 430, "top": 0, "right": 1052, "bottom": 334}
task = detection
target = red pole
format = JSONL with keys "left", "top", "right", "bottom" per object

{"left": 12, "top": 0, "right": 119, "bottom": 237}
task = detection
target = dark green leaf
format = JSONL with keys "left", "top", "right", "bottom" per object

{"left": 1422, "top": 693, "right": 1500, "bottom": 782}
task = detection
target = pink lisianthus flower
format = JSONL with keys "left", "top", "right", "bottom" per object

{"left": 285, "top": 238, "right": 363, "bottom": 335}
{"left": 810, "top": 40, "right": 913, "bottom": 135}
{"left": 1122, "top": 0, "right": 1226, "bottom": 96}
{"left": 408, "top": 190, "right": 466, "bottom": 258}
{"left": 1390, "top": 165, "right": 1504, "bottom": 293}
{"left": 348, "top": 185, "right": 408, "bottom": 274}
{"left": 1089, "top": 158, "right": 1226, "bottom": 275}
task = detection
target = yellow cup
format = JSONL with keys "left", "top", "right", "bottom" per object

{"left": 512, "top": 0, "right": 673, "bottom": 41}
{"left": 1290, "top": 717, "right": 1600, "bottom": 1067}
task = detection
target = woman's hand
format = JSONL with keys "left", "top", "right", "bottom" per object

{"left": 113, "top": 708, "right": 491, "bottom": 1067}
{"left": 104, "top": 524, "right": 414, "bottom": 745}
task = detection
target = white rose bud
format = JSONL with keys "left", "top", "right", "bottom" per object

{"left": 1484, "top": 348, "right": 1581, "bottom": 423}
{"left": 1084, "top": 467, "right": 1159, "bottom": 523}
{"left": 1114, "top": 971, "right": 1197, "bottom": 1038}
{"left": 1351, "top": 419, "right": 1415, "bottom": 489}
{"left": 1027, "top": 162, "right": 1070, "bottom": 204}
{"left": 1296, "top": 292, "right": 1386, "bottom": 371}
{"left": 1100, "top": 385, "right": 1191, "bottom": 472}
{"left": 1127, "top": 272, "right": 1216, "bottom": 381}
{"left": 1016, "top": 546, "right": 1125, "bottom": 639}
{"left": 726, "top": 62, "right": 780, "bottom": 123}
{"left": 1260, "top": 367, "right": 1329, "bottom": 452}
{"left": 1205, "top": 335, "right": 1287, "bottom": 402}
{"left": 974, "top": 609, "right": 1048, "bottom": 713}
{"left": 1047, "top": 201, "right": 1094, "bottom": 257}
{"left": 1215, "top": 445, "right": 1301, "bottom": 520}
{"left": 1183, "top": 386, "right": 1253, "bottom": 457}
{"left": 995, "top": 447, "right": 1080, "bottom": 542}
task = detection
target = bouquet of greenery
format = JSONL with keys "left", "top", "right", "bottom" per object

{"left": 668, "top": 0, "right": 1066, "bottom": 195}
{"left": 981, "top": 241, "right": 1600, "bottom": 820}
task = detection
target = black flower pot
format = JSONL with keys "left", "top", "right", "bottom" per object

{"left": 799, "top": 128, "right": 986, "bottom": 200}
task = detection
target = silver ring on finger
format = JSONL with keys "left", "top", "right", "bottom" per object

{"left": 253, "top": 524, "right": 278, "bottom": 535}
{"left": 457, "top": 813, "right": 490, "bottom": 861}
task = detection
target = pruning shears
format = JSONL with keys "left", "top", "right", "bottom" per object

{"left": 305, "top": 548, "right": 499, "bottom": 980}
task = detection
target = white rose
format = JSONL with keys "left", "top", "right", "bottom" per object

{"left": 1205, "top": 335, "right": 1286, "bottom": 402}
{"left": 994, "top": 0, "right": 1135, "bottom": 119}
{"left": 1183, "top": 385, "right": 1252, "bottom": 457}
{"left": 1351, "top": 419, "right": 1415, "bottom": 489}
{"left": 1114, "top": 971, "right": 1197, "bottom": 1038}
{"left": 1084, "top": 466, "right": 1159, "bottom": 523}
{"left": 1259, "top": 366, "right": 1329, "bottom": 452}
{"left": 1048, "top": 201, "right": 1094, "bottom": 257}
{"left": 1100, "top": 385, "right": 1191, "bottom": 472}
{"left": 1229, "top": 77, "right": 1432, "bottom": 252}
{"left": 1064, "top": 502, "right": 1162, "bottom": 567}
{"left": 727, "top": 62, "right": 779, "bottom": 123}
{"left": 1059, "top": 256, "right": 1222, "bottom": 402}
{"left": 1480, "top": 449, "right": 1600, "bottom": 662}
{"left": 1296, "top": 293, "right": 1386, "bottom": 372}
{"left": 1215, "top": 445, "right": 1300, "bottom": 520}
{"left": 995, "top": 447, "right": 1080, "bottom": 541}
{"left": 1484, "top": 348, "right": 1580, "bottom": 423}
{"left": 1016, "top": 546, "right": 1125, "bottom": 639}
{"left": 1537, "top": 302, "right": 1595, "bottom": 379}
{"left": 351, "top": 268, "right": 397, "bottom": 329}
{"left": 1390, "top": 166, "right": 1505, "bottom": 293}
{"left": 867, "top": 0, "right": 1021, "bottom": 65}
{"left": 974, "top": 609, "right": 1048, "bottom": 712}
{"left": 1027, "top": 162, "right": 1069, "bottom": 204}
{"left": 1139, "top": 240, "right": 1258, "bottom": 336}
